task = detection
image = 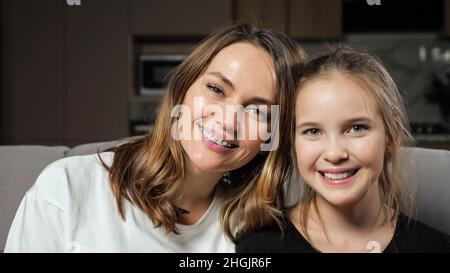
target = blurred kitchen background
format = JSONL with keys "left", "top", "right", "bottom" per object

{"left": 1, "top": 0, "right": 450, "bottom": 149}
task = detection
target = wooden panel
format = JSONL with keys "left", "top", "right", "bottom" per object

{"left": 289, "top": 0, "right": 342, "bottom": 39}
{"left": 234, "top": 0, "right": 288, "bottom": 33}
{"left": 444, "top": 0, "right": 450, "bottom": 37}
{"left": 130, "top": 0, "right": 233, "bottom": 36}
{"left": 1, "top": 0, "right": 64, "bottom": 145}
{"left": 65, "top": 0, "right": 129, "bottom": 145}
{"left": 0, "top": 0, "right": 3, "bottom": 144}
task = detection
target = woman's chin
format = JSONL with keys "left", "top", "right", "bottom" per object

{"left": 188, "top": 154, "right": 230, "bottom": 172}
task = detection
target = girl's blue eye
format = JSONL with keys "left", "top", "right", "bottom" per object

{"left": 304, "top": 128, "right": 321, "bottom": 136}
{"left": 207, "top": 84, "right": 224, "bottom": 96}
{"left": 348, "top": 124, "right": 367, "bottom": 134}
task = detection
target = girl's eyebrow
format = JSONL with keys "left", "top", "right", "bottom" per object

{"left": 343, "top": 117, "right": 374, "bottom": 125}
{"left": 296, "top": 122, "right": 320, "bottom": 130}
{"left": 296, "top": 117, "right": 374, "bottom": 130}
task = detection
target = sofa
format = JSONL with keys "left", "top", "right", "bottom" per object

{"left": 1, "top": 138, "right": 450, "bottom": 251}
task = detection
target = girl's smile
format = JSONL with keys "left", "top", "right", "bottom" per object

{"left": 318, "top": 167, "right": 360, "bottom": 186}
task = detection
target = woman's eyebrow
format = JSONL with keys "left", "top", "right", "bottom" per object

{"left": 246, "top": 97, "right": 275, "bottom": 106}
{"left": 207, "top": 71, "right": 235, "bottom": 90}
{"left": 207, "top": 71, "right": 275, "bottom": 105}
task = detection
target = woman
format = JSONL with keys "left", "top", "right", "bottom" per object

{"left": 4, "top": 23, "right": 304, "bottom": 252}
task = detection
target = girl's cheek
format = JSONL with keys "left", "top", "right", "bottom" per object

{"left": 295, "top": 138, "right": 321, "bottom": 166}
{"left": 348, "top": 136, "right": 385, "bottom": 166}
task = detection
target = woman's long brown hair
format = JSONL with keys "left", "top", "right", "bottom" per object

{"left": 100, "top": 23, "right": 304, "bottom": 242}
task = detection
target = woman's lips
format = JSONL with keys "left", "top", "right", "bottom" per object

{"left": 197, "top": 123, "right": 239, "bottom": 153}
{"left": 202, "top": 136, "right": 234, "bottom": 153}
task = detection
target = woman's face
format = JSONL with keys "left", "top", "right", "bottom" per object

{"left": 294, "top": 72, "right": 386, "bottom": 207}
{"left": 178, "top": 42, "right": 276, "bottom": 173}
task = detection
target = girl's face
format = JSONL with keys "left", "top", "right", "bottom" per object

{"left": 295, "top": 72, "right": 386, "bottom": 207}
{"left": 179, "top": 42, "right": 276, "bottom": 173}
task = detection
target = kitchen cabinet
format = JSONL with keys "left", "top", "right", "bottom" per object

{"left": 129, "top": 0, "right": 233, "bottom": 36}
{"left": 65, "top": 0, "right": 129, "bottom": 146}
{"left": 234, "top": 0, "right": 288, "bottom": 33}
{"left": 443, "top": 0, "right": 450, "bottom": 37}
{"left": 1, "top": 0, "right": 129, "bottom": 146}
{"left": 289, "top": 0, "right": 342, "bottom": 39}
{"left": 234, "top": 0, "right": 342, "bottom": 39}
{"left": 1, "top": 0, "right": 65, "bottom": 145}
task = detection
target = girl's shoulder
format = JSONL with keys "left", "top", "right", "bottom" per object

{"left": 389, "top": 213, "right": 450, "bottom": 253}
{"left": 236, "top": 219, "right": 286, "bottom": 253}
{"left": 236, "top": 215, "right": 317, "bottom": 253}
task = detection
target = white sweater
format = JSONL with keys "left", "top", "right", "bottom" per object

{"left": 4, "top": 152, "right": 235, "bottom": 253}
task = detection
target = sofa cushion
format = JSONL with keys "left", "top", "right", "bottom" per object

{"left": 65, "top": 137, "right": 141, "bottom": 157}
{"left": 409, "top": 148, "right": 450, "bottom": 235}
{"left": 0, "top": 145, "right": 69, "bottom": 250}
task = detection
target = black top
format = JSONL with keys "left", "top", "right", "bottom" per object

{"left": 236, "top": 214, "right": 450, "bottom": 253}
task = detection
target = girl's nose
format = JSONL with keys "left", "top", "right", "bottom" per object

{"left": 323, "top": 137, "right": 349, "bottom": 164}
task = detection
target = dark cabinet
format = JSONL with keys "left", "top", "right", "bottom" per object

{"left": 129, "top": 0, "right": 233, "bottom": 36}
{"left": 289, "top": 0, "right": 342, "bottom": 39}
{"left": 1, "top": 0, "right": 129, "bottom": 146}
{"left": 65, "top": 0, "right": 129, "bottom": 146}
{"left": 1, "top": 0, "right": 65, "bottom": 145}
{"left": 444, "top": 0, "right": 450, "bottom": 37}
{"left": 235, "top": 0, "right": 288, "bottom": 33}
{"left": 234, "top": 0, "right": 342, "bottom": 39}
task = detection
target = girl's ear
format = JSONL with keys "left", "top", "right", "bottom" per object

{"left": 385, "top": 142, "right": 394, "bottom": 159}
{"left": 385, "top": 132, "right": 402, "bottom": 158}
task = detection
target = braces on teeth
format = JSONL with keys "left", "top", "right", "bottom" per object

{"left": 198, "top": 124, "right": 236, "bottom": 148}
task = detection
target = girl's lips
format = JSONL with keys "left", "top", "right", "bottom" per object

{"left": 318, "top": 168, "right": 359, "bottom": 186}
{"left": 318, "top": 168, "right": 359, "bottom": 174}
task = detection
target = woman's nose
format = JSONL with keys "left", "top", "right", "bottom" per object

{"left": 209, "top": 104, "right": 240, "bottom": 139}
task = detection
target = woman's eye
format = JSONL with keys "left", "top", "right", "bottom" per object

{"left": 245, "top": 105, "right": 268, "bottom": 120}
{"left": 347, "top": 124, "right": 367, "bottom": 134}
{"left": 304, "top": 128, "right": 321, "bottom": 136}
{"left": 207, "top": 84, "right": 224, "bottom": 96}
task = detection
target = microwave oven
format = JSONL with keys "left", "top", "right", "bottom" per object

{"left": 138, "top": 54, "right": 185, "bottom": 96}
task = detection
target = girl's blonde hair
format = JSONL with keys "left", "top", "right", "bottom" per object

{"left": 293, "top": 47, "right": 415, "bottom": 239}
{"left": 100, "top": 23, "right": 305, "bottom": 243}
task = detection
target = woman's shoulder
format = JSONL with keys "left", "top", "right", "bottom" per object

{"left": 392, "top": 213, "right": 450, "bottom": 253}
{"left": 28, "top": 152, "right": 114, "bottom": 212}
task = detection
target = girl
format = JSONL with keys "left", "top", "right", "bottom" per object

{"left": 237, "top": 47, "right": 450, "bottom": 253}
{"left": 4, "top": 23, "right": 304, "bottom": 252}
